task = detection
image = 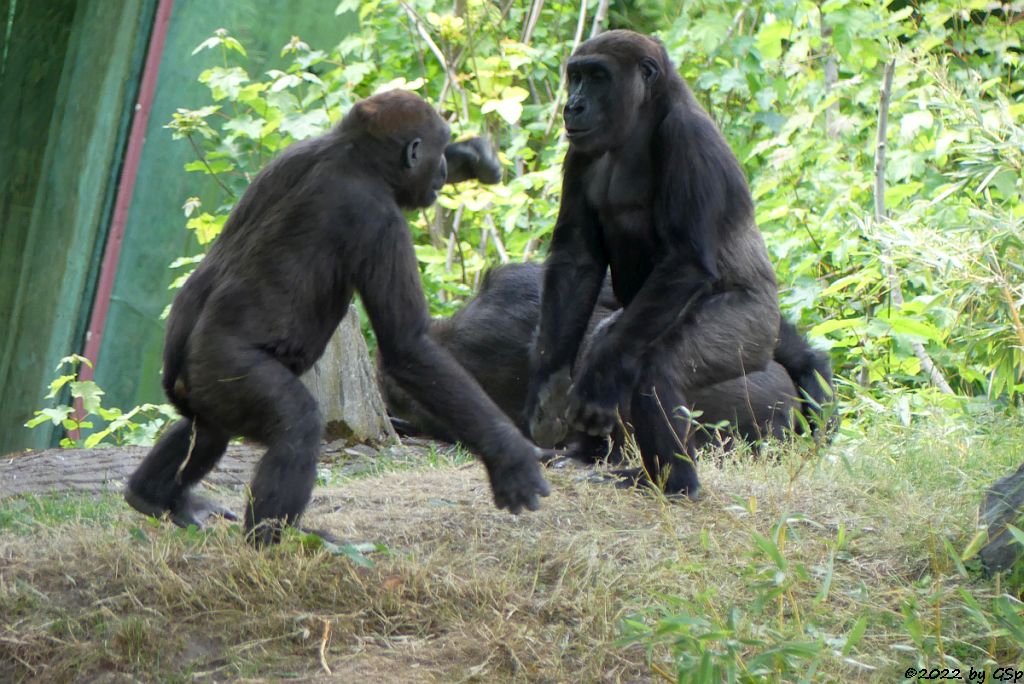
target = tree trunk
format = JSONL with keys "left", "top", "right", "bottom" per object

{"left": 300, "top": 305, "right": 398, "bottom": 445}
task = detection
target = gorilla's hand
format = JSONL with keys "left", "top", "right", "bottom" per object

{"left": 526, "top": 366, "right": 573, "bottom": 448}
{"left": 444, "top": 137, "right": 502, "bottom": 184}
{"left": 486, "top": 442, "right": 552, "bottom": 514}
{"left": 567, "top": 352, "right": 640, "bottom": 437}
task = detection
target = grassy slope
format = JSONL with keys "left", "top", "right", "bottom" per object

{"left": 1, "top": 408, "right": 1022, "bottom": 682}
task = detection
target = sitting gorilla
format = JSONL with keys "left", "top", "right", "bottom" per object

{"left": 125, "top": 91, "right": 548, "bottom": 546}
{"left": 380, "top": 262, "right": 835, "bottom": 453}
{"left": 526, "top": 30, "right": 814, "bottom": 496}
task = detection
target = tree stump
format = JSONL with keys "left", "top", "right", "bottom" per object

{"left": 300, "top": 305, "right": 397, "bottom": 445}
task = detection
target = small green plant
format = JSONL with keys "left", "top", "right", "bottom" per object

{"left": 290, "top": 530, "right": 390, "bottom": 568}
{"left": 24, "top": 355, "right": 177, "bottom": 448}
{"left": 618, "top": 516, "right": 830, "bottom": 682}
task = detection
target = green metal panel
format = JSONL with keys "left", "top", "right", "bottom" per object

{"left": 94, "top": 1, "right": 355, "bottom": 410}
{"left": 0, "top": 0, "right": 156, "bottom": 456}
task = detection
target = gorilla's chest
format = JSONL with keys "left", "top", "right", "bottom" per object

{"left": 584, "top": 154, "right": 657, "bottom": 301}
{"left": 584, "top": 154, "right": 654, "bottom": 236}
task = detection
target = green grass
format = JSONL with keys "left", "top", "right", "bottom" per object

{"left": 1, "top": 404, "right": 1022, "bottom": 682}
{"left": 0, "top": 491, "right": 124, "bottom": 535}
{"left": 316, "top": 440, "right": 473, "bottom": 486}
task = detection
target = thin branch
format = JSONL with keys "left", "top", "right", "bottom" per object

{"left": 497, "top": 0, "right": 516, "bottom": 25}
{"left": 428, "top": 207, "right": 445, "bottom": 248}
{"left": 991, "top": 251, "right": 1024, "bottom": 351}
{"left": 544, "top": 0, "right": 588, "bottom": 137}
{"left": 590, "top": 0, "right": 610, "bottom": 38}
{"left": 873, "top": 59, "right": 954, "bottom": 394}
{"left": 318, "top": 619, "right": 332, "bottom": 675}
{"left": 443, "top": 206, "right": 468, "bottom": 289}
{"left": 873, "top": 60, "right": 894, "bottom": 222}
{"left": 820, "top": 13, "right": 840, "bottom": 139}
{"left": 522, "top": 0, "right": 545, "bottom": 44}
{"left": 484, "top": 215, "right": 509, "bottom": 263}
{"left": 523, "top": 237, "right": 537, "bottom": 261}
{"left": 444, "top": 207, "right": 463, "bottom": 274}
{"left": 478, "top": 223, "right": 489, "bottom": 256}
{"left": 187, "top": 135, "right": 235, "bottom": 199}
{"left": 474, "top": 227, "right": 490, "bottom": 289}
{"left": 398, "top": 1, "right": 469, "bottom": 120}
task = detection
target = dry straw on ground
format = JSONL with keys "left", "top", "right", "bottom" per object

{"left": 0, "top": 430, "right": 1019, "bottom": 682}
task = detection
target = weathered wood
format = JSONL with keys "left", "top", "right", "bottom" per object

{"left": 0, "top": 439, "right": 420, "bottom": 500}
{"left": 300, "top": 306, "right": 398, "bottom": 445}
{"left": 0, "top": 444, "right": 257, "bottom": 499}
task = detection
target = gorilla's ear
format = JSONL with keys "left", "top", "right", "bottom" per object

{"left": 404, "top": 138, "right": 422, "bottom": 169}
{"left": 640, "top": 57, "right": 660, "bottom": 86}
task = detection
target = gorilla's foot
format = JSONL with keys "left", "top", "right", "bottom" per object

{"left": 124, "top": 485, "right": 170, "bottom": 519}
{"left": 170, "top": 491, "right": 239, "bottom": 528}
{"left": 609, "top": 467, "right": 701, "bottom": 500}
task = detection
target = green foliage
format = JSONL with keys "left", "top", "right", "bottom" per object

{"left": 619, "top": 516, "right": 831, "bottom": 682}
{"left": 290, "top": 531, "right": 390, "bottom": 567}
{"left": 167, "top": 1, "right": 1023, "bottom": 404}
{"left": 162, "top": 2, "right": 582, "bottom": 327}
{"left": 659, "top": 0, "right": 1023, "bottom": 400}
{"left": 619, "top": 486, "right": 1024, "bottom": 681}
{"left": 24, "top": 355, "right": 177, "bottom": 448}
{"left": 0, "top": 492, "right": 124, "bottom": 535}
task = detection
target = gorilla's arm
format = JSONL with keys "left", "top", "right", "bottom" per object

{"left": 567, "top": 260, "right": 712, "bottom": 435}
{"left": 525, "top": 159, "right": 607, "bottom": 446}
{"left": 356, "top": 214, "right": 549, "bottom": 514}
{"left": 444, "top": 137, "right": 502, "bottom": 184}
{"left": 565, "top": 108, "right": 776, "bottom": 436}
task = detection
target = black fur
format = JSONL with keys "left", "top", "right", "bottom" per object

{"left": 126, "top": 91, "right": 548, "bottom": 546}
{"left": 526, "top": 31, "right": 783, "bottom": 496}
{"left": 381, "top": 263, "right": 834, "bottom": 451}
{"left": 444, "top": 137, "right": 502, "bottom": 184}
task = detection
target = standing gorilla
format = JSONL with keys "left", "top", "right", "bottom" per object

{"left": 125, "top": 90, "right": 549, "bottom": 546}
{"left": 527, "top": 31, "right": 781, "bottom": 496}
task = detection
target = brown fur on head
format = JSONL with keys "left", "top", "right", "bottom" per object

{"left": 574, "top": 29, "right": 671, "bottom": 69}
{"left": 347, "top": 90, "right": 449, "bottom": 142}
{"left": 340, "top": 90, "right": 451, "bottom": 208}
{"left": 571, "top": 29, "right": 688, "bottom": 112}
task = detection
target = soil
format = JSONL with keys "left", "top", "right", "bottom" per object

{"left": 0, "top": 438, "right": 440, "bottom": 499}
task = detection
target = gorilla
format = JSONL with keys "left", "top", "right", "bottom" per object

{"left": 125, "top": 90, "right": 549, "bottom": 546}
{"left": 526, "top": 30, "right": 791, "bottom": 496}
{"left": 380, "top": 262, "right": 834, "bottom": 455}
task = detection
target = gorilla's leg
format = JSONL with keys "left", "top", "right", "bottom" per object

{"left": 244, "top": 388, "right": 323, "bottom": 547}
{"left": 568, "top": 311, "right": 700, "bottom": 495}
{"left": 181, "top": 334, "right": 324, "bottom": 546}
{"left": 688, "top": 361, "right": 798, "bottom": 445}
{"left": 125, "top": 417, "right": 234, "bottom": 528}
{"left": 218, "top": 359, "right": 323, "bottom": 547}
{"left": 627, "top": 363, "right": 701, "bottom": 497}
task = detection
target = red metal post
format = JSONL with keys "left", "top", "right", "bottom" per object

{"left": 79, "top": 0, "right": 175, "bottom": 383}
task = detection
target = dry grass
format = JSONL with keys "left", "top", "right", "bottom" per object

{"left": 1, "top": 409, "right": 1022, "bottom": 682}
